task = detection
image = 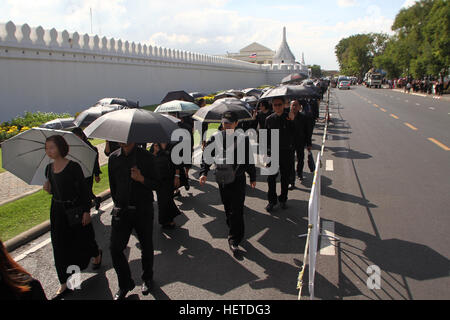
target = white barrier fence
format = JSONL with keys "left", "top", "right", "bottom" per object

{"left": 297, "top": 87, "right": 339, "bottom": 300}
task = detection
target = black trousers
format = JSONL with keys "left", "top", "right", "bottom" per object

{"left": 267, "top": 149, "right": 294, "bottom": 204}
{"left": 291, "top": 144, "right": 306, "bottom": 183}
{"left": 156, "top": 179, "right": 181, "bottom": 225}
{"left": 85, "top": 176, "right": 96, "bottom": 201}
{"left": 110, "top": 205, "right": 154, "bottom": 290}
{"left": 218, "top": 174, "right": 246, "bottom": 246}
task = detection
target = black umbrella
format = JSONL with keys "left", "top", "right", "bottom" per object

{"left": 259, "top": 85, "right": 321, "bottom": 101}
{"left": 214, "top": 92, "right": 240, "bottom": 100}
{"left": 40, "top": 117, "right": 76, "bottom": 130}
{"left": 189, "top": 92, "right": 208, "bottom": 99}
{"left": 161, "top": 91, "right": 195, "bottom": 104}
{"left": 281, "top": 73, "right": 306, "bottom": 85}
{"left": 83, "top": 109, "right": 179, "bottom": 143}
{"left": 243, "top": 88, "right": 263, "bottom": 98}
{"left": 192, "top": 98, "right": 253, "bottom": 123}
{"left": 96, "top": 97, "right": 139, "bottom": 108}
{"left": 241, "top": 96, "right": 258, "bottom": 108}
{"left": 74, "top": 104, "right": 126, "bottom": 128}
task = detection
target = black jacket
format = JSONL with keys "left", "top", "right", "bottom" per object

{"left": 200, "top": 130, "right": 256, "bottom": 182}
{"left": 265, "top": 112, "right": 296, "bottom": 153}
{"left": 108, "top": 146, "right": 159, "bottom": 207}
{"left": 293, "top": 112, "right": 312, "bottom": 148}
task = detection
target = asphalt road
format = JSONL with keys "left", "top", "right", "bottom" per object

{"left": 10, "top": 87, "right": 450, "bottom": 300}
{"left": 314, "top": 86, "right": 450, "bottom": 300}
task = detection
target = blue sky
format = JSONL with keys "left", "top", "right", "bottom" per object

{"left": 0, "top": 0, "right": 418, "bottom": 69}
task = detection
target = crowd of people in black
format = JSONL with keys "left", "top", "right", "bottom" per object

{"left": 0, "top": 84, "right": 326, "bottom": 301}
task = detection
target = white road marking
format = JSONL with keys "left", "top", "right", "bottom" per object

{"left": 320, "top": 221, "right": 336, "bottom": 256}
{"left": 326, "top": 160, "right": 334, "bottom": 171}
{"left": 14, "top": 200, "right": 114, "bottom": 262}
{"left": 416, "top": 103, "right": 420, "bottom": 106}
{"left": 429, "top": 107, "right": 435, "bottom": 110}
{"left": 405, "top": 100, "right": 409, "bottom": 103}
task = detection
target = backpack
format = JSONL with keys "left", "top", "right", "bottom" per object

{"left": 213, "top": 132, "right": 240, "bottom": 186}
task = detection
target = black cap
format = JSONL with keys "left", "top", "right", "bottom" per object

{"left": 222, "top": 111, "right": 238, "bottom": 123}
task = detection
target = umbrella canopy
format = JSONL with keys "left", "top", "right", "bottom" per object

{"left": 242, "top": 88, "right": 263, "bottom": 98}
{"left": 160, "top": 113, "right": 181, "bottom": 123}
{"left": 1, "top": 128, "right": 97, "bottom": 185}
{"left": 281, "top": 73, "right": 306, "bottom": 85}
{"left": 192, "top": 98, "right": 253, "bottom": 123}
{"left": 40, "top": 117, "right": 76, "bottom": 130}
{"left": 154, "top": 100, "right": 199, "bottom": 114}
{"left": 74, "top": 104, "right": 126, "bottom": 128}
{"left": 189, "top": 92, "right": 208, "bottom": 99}
{"left": 84, "top": 109, "right": 179, "bottom": 143}
{"left": 96, "top": 97, "right": 139, "bottom": 108}
{"left": 259, "top": 85, "right": 321, "bottom": 101}
{"left": 241, "top": 96, "right": 258, "bottom": 108}
{"left": 161, "top": 91, "right": 195, "bottom": 104}
{"left": 214, "top": 92, "right": 240, "bottom": 100}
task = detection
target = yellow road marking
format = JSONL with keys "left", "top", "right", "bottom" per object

{"left": 380, "top": 108, "right": 387, "bottom": 112}
{"left": 390, "top": 114, "right": 399, "bottom": 119}
{"left": 428, "top": 138, "right": 450, "bottom": 151}
{"left": 404, "top": 122, "right": 418, "bottom": 131}
{"left": 373, "top": 104, "right": 379, "bottom": 108}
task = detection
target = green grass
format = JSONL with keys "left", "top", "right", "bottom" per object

{"left": 89, "top": 139, "right": 105, "bottom": 146}
{"left": 0, "top": 164, "right": 110, "bottom": 241}
{"left": 142, "top": 104, "right": 159, "bottom": 112}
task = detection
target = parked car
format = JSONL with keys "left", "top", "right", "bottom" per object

{"left": 338, "top": 81, "right": 351, "bottom": 90}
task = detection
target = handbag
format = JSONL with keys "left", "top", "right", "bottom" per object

{"left": 49, "top": 164, "right": 84, "bottom": 228}
{"left": 308, "top": 151, "right": 316, "bottom": 173}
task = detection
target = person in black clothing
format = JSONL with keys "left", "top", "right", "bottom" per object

{"left": 72, "top": 128, "right": 102, "bottom": 210}
{"left": 199, "top": 111, "right": 257, "bottom": 256}
{"left": 150, "top": 142, "right": 182, "bottom": 229}
{"left": 43, "top": 135, "right": 102, "bottom": 300}
{"left": 175, "top": 113, "right": 194, "bottom": 194}
{"left": 251, "top": 100, "right": 273, "bottom": 131}
{"left": 289, "top": 100, "right": 312, "bottom": 186}
{"left": 0, "top": 239, "right": 47, "bottom": 300}
{"left": 104, "top": 140, "right": 120, "bottom": 157}
{"left": 265, "top": 97, "right": 296, "bottom": 212}
{"left": 108, "top": 143, "right": 159, "bottom": 300}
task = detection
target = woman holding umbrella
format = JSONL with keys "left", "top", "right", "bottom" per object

{"left": 43, "top": 135, "right": 102, "bottom": 299}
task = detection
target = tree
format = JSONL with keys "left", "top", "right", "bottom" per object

{"left": 309, "top": 65, "right": 322, "bottom": 78}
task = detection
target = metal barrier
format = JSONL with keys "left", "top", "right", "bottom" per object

{"left": 297, "top": 86, "right": 339, "bottom": 300}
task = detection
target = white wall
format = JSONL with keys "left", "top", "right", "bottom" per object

{"left": 0, "top": 21, "right": 303, "bottom": 122}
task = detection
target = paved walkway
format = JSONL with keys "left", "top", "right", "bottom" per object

{"left": 0, "top": 142, "right": 108, "bottom": 206}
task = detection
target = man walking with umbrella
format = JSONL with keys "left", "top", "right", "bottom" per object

{"left": 199, "top": 111, "right": 256, "bottom": 257}
{"left": 108, "top": 142, "right": 159, "bottom": 300}
{"left": 265, "top": 97, "right": 296, "bottom": 212}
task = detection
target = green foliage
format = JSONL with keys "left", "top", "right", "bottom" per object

{"left": 372, "top": 0, "right": 449, "bottom": 79}
{"left": 2, "top": 111, "right": 72, "bottom": 128}
{"left": 335, "top": 33, "right": 390, "bottom": 78}
{"left": 309, "top": 65, "right": 322, "bottom": 78}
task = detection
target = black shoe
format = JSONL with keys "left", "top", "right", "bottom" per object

{"left": 265, "top": 203, "right": 275, "bottom": 212}
{"left": 141, "top": 281, "right": 152, "bottom": 296}
{"left": 92, "top": 249, "right": 103, "bottom": 270}
{"left": 298, "top": 175, "right": 304, "bottom": 182}
{"left": 228, "top": 242, "right": 239, "bottom": 254}
{"left": 184, "top": 179, "right": 190, "bottom": 191}
{"left": 173, "top": 190, "right": 181, "bottom": 198}
{"left": 95, "top": 197, "right": 102, "bottom": 210}
{"left": 113, "top": 282, "right": 135, "bottom": 300}
{"left": 280, "top": 202, "right": 288, "bottom": 210}
{"left": 288, "top": 183, "right": 295, "bottom": 190}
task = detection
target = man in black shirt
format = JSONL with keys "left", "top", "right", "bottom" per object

{"left": 199, "top": 111, "right": 257, "bottom": 256}
{"left": 108, "top": 143, "right": 159, "bottom": 300}
{"left": 265, "top": 97, "right": 295, "bottom": 212}
{"left": 290, "top": 100, "right": 312, "bottom": 186}
{"left": 251, "top": 100, "right": 273, "bottom": 131}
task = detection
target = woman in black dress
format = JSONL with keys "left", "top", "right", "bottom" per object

{"left": 150, "top": 143, "right": 182, "bottom": 229}
{"left": 43, "top": 135, "right": 102, "bottom": 299}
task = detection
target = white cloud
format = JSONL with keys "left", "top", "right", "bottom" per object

{"left": 337, "top": 0, "right": 358, "bottom": 8}
{"left": 402, "top": 0, "right": 419, "bottom": 8}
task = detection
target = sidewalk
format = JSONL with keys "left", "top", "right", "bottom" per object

{"left": 0, "top": 142, "right": 108, "bottom": 206}
{"left": 389, "top": 88, "right": 450, "bottom": 102}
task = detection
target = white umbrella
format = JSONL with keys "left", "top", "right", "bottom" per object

{"left": 1, "top": 128, "right": 97, "bottom": 185}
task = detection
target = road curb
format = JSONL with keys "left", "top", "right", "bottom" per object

{"left": 390, "top": 89, "right": 450, "bottom": 102}
{"left": 5, "top": 189, "right": 111, "bottom": 252}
